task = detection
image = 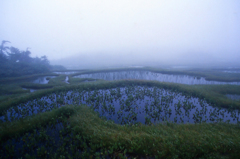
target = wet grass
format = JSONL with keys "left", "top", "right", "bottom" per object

{"left": 0, "top": 74, "right": 67, "bottom": 104}
{"left": 0, "top": 73, "right": 59, "bottom": 96}
{"left": 0, "top": 105, "right": 75, "bottom": 141}
{"left": 0, "top": 73, "right": 58, "bottom": 84}
{"left": 3, "top": 85, "right": 239, "bottom": 124}
{"left": 1, "top": 80, "right": 240, "bottom": 116}
{"left": 1, "top": 69, "right": 240, "bottom": 158}
{"left": 70, "top": 105, "right": 240, "bottom": 158}
{"left": 68, "top": 77, "right": 102, "bottom": 84}
{"left": 1, "top": 104, "right": 240, "bottom": 158}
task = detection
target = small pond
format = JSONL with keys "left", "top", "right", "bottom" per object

{"left": 32, "top": 76, "right": 56, "bottom": 84}
{"left": 1, "top": 86, "right": 239, "bottom": 125}
{"left": 74, "top": 71, "right": 240, "bottom": 85}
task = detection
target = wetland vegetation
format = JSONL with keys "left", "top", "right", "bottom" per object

{"left": 73, "top": 70, "right": 240, "bottom": 85}
{"left": 1, "top": 67, "right": 240, "bottom": 158}
{"left": 2, "top": 1, "right": 240, "bottom": 158}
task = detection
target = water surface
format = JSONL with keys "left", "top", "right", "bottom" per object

{"left": 53, "top": 71, "right": 78, "bottom": 75}
{"left": 74, "top": 71, "right": 240, "bottom": 85}
{"left": 1, "top": 86, "right": 239, "bottom": 125}
{"left": 33, "top": 76, "right": 56, "bottom": 84}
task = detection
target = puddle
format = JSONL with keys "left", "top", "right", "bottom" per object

{"left": 32, "top": 76, "right": 56, "bottom": 84}
{"left": 73, "top": 71, "right": 240, "bottom": 85}
{"left": 1, "top": 86, "right": 239, "bottom": 125}
{"left": 226, "top": 94, "right": 240, "bottom": 101}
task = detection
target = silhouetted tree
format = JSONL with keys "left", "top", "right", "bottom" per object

{"left": 0, "top": 39, "right": 65, "bottom": 78}
{"left": 8, "top": 47, "right": 21, "bottom": 62}
{"left": 41, "top": 55, "right": 50, "bottom": 65}
{"left": 0, "top": 40, "right": 10, "bottom": 63}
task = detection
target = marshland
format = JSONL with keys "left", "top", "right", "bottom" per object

{"left": 1, "top": 65, "right": 240, "bottom": 158}
{"left": 1, "top": 1, "right": 240, "bottom": 158}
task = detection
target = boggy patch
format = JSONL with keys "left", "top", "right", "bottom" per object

{"left": 1, "top": 86, "right": 239, "bottom": 125}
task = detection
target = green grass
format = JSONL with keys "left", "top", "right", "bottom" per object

{"left": 70, "top": 105, "right": 240, "bottom": 158}
{"left": 1, "top": 67, "right": 240, "bottom": 106}
{"left": 1, "top": 80, "right": 240, "bottom": 116}
{"left": 0, "top": 74, "right": 65, "bottom": 104}
{"left": 0, "top": 73, "right": 59, "bottom": 96}
{"left": 0, "top": 73, "right": 58, "bottom": 84}
{"left": 0, "top": 105, "right": 75, "bottom": 142}
{"left": 68, "top": 77, "right": 102, "bottom": 84}
{"left": 1, "top": 104, "right": 240, "bottom": 158}
{"left": 1, "top": 68, "right": 240, "bottom": 158}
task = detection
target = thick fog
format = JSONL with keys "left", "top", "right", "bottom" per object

{"left": 1, "top": 0, "right": 240, "bottom": 69}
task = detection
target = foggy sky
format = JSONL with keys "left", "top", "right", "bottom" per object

{"left": 1, "top": 0, "right": 240, "bottom": 68}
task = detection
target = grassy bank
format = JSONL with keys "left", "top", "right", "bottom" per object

{"left": 0, "top": 73, "right": 58, "bottom": 84}
{"left": 1, "top": 104, "right": 239, "bottom": 158}
{"left": 0, "top": 74, "right": 66, "bottom": 102}
{"left": 1, "top": 73, "right": 240, "bottom": 158}
{"left": 1, "top": 67, "right": 240, "bottom": 107}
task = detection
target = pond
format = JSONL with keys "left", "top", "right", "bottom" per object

{"left": 32, "top": 76, "right": 56, "bottom": 84}
{"left": 1, "top": 86, "right": 239, "bottom": 125}
{"left": 73, "top": 71, "right": 240, "bottom": 85}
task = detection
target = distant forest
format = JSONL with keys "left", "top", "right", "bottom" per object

{"left": 0, "top": 40, "right": 65, "bottom": 78}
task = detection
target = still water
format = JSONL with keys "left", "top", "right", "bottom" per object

{"left": 53, "top": 71, "right": 78, "bottom": 75}
{"left": 74, "top": 71, "right": 240, "bottom": 85}
{"left": 32, "top": 76, "right": 56, "bottom": 84}
{"left": 1, "top": 86, "right": 239, "bottom": 125}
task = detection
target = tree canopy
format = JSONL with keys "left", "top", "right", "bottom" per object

{"left": 0, "top": 40, "right": 54, "bottom": 78}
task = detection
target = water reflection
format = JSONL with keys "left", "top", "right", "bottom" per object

{"left": 1, "top": 86, "right": 239, "bottom": 125}
{"left": 74, "top": 71, "right": 240, "bottom": 85}
{"left": 33, "top": 76, "right": 56, "bottom": 84}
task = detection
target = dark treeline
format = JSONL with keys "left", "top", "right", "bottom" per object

{"left": 0, "top": 40, "right": 65, "bottom": 78}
